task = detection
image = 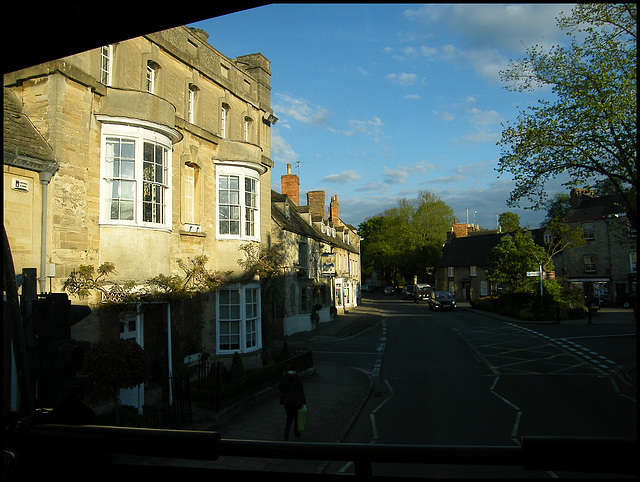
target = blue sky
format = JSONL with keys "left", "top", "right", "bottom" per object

{"left": 189, "top": 4, "right": 576, "bottom": 230}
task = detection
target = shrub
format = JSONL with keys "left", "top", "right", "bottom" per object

{"left": 230, "top": 351, "right": 245, "bottom": 380}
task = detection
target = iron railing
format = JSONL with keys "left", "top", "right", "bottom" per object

{"left": 189, "top": 348, "right": 313, "bottom": 411}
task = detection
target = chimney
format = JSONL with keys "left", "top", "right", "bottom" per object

{"left": 451, "top": 218, "right": 468, "bottom": 238}
{"left": 281, "top": 163, "right": 299, "bottom": 204}
{"left": 329, "top": 195, "right": 340, "bottom": 225}
{"left": 307, "top": 191, "right": 325, "bottom": 220}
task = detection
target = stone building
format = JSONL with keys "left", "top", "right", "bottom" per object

{"left": 4, "top": 25, "right": 275, "bottom": 412}
{"left": 275, "top": 164, "right": 361, "bottom": 335}
{"left": 551, "top": 189, "right": 637, "bottom": 303}
{"left": 434, "top": 224, "right": 504, "bottom": 300}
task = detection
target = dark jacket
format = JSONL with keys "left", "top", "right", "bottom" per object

{"left": 279, "top": 370, "right": 306, "bottom": 407}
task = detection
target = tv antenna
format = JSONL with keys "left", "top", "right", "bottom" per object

{"left": 295, "top": 160, "right": 307, "bottom": 176}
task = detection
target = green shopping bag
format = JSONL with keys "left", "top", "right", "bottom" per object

{"left": 297, "top": 405, "right": 308, "bottom": 432}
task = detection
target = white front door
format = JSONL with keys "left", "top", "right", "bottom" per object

{"left": 119, "top": 312, "right": 144, "bottom": 413}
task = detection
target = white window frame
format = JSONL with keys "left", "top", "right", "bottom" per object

{"left": 582, "top": 222, "right": 594, "bottom": 240}
{"left": 215, "top": 164, "right": 260, "bottom": 241}
{"left": 99, "top": 122, "right": 172, "bottom": 231}
{"left": 146, "top": 62, "right": 156, "bottom": 94}
{"left": 584, "top": 254, "right": 597, "bottom": 273}
{"left": 100, "top": 45, "right": 113, "bottom": 86}
{"left": 244, "top": 117, "right": 252, "bottom": 142}
{"left": 221, "top": 104, "right": 229, "bottom": 138}
{"left": 216, "top": 284, "right": 261, "bottom": 355}
{"left": 470, "top": 266, "right": 477, "bottom": 277}
{"left": 187, "top": 85, "right": 196, "bottom": 124}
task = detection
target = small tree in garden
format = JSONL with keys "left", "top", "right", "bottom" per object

{"left": 84, "top": 338, "right": 151, "bottom": 424}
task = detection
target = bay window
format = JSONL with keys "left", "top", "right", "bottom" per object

{"left": 100, "top": 123, "right": 172, "bottom": 230}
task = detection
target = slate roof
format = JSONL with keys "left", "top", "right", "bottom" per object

{"left": 564, "top": 194, "right": 627, "bottom": 222}
{"left": 271, "top": 190, "right": 358, "bottom": 254}
{"left": 435, "top": 232, "right": 505, "bottom": 268}
{"left": 3, "top": 88, "right": 58, "bottom": 173}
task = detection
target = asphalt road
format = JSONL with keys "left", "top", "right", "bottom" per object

{"left": 320, "top": 294, "right": 636, "bottom": 478}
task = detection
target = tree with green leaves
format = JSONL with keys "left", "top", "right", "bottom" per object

{"left": 497, "top": 3, "right": 637, "bottom": 229}
{"left": 498, "top": 212, "right": 521, "bottom": 233}
{"left": 485, "top": 230, "right": 550, "bottom": 292}
{"left": 358, "top": 191, "right": 453, "bottom": 285}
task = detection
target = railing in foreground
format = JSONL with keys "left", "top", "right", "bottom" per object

{"left": 4, "top": 423, "right": 636, "bottom": 479}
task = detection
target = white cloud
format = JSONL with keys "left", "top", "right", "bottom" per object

{"left": 271, "top": 129, "right": 298, "bottom": 164}
{"left": 273, "top": 93, "right": 331, "bottom": 125}
{"left": 322, "top": 169, "right": 361, "bottom": 184}
{"left": 467, "top": 107, "right": 502, "bottom": 127}
{"left": 433, "top": 110, "right": 455, "bottom": 122}
{"left": 402, "top": 4, "right": 572, "bottom": 83}
{"left": 385, "top": 72, "right": 419, "bottom": 86}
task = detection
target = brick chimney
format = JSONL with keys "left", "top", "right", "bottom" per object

{"left": 307, "top": 190, "right": 325, "bottom": 220}
{"left": 451, "top": 218, "right": 468, "bottom": 238}
{"left": 329, "top": 195, "right": 341, "bottom": 225}
{"left": 281, "top": 163, "right": 299, "bottom": 204}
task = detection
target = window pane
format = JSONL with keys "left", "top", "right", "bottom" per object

{"left": 121, "top": 160, "right": 135, "bottom": 179}
{"left": 120, "top": 200, "right": 134, "bottom": 220}
{"left": 121, "top": 139, "right": 135, "bottom": 160}
{"left": 230, "top": 221, "right": 239, "bottom": 235}
{"left": 121, "top": 180, "right": 135, "bottom": 200}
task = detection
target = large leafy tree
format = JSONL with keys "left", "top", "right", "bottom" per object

{"left": 486, "top": 230, "right": 550, "bottom": 292}
{"left": 497, "top": 3, "right": 637, "bottom": 229}
{"left": 359, "top": 191, "right": 453, "bottom": 284}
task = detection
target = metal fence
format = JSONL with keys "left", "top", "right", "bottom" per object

{"left": 189, "top": 348, "right": 313, "bottom": 412}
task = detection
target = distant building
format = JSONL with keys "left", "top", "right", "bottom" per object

{"left": 551, "top": 189, "right": 636, "bottom": 303}
{"left": 274, "top": 164, "right": 361, "bottom": 336}
{"left": 435, "top": 221, "right": 504, "bottom": 300}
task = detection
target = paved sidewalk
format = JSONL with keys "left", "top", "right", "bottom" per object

{"left": 113, "top": 301, "right": 382, "bottom": 474}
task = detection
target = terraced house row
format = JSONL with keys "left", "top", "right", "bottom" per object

{"left": 4, "top": 25, "right": 361, "bottom": 414}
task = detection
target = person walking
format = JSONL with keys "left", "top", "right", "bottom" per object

{"left": 278, "top": 364, "right": 306, "bottom": 440}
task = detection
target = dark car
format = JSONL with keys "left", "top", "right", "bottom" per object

{"left": 383, "top": 286, "right": 395, "bottom": 295}
{"left": 428, "top": 291, "right": 457, "bottom": 311}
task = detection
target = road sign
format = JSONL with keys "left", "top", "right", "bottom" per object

{"left": 526, "top": 271, "right": 540, "bottom": 277}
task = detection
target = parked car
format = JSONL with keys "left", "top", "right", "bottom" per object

{"left": 413, "top": 283, "right": 432, "bottom": 302}
{"left": 361, "top": 285, "right": 372, "bottom": 293}
{"left": 428, "top": 291, "right": 457, "bottom": 311}
{"left": 616, "top": 292, "right": 636, "bottom": 309}
{"left": 401, "top": 285, "right": 414, "bottom": 300}
{"left": 383, "top": 286, "right": 396, "bottom": 295}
